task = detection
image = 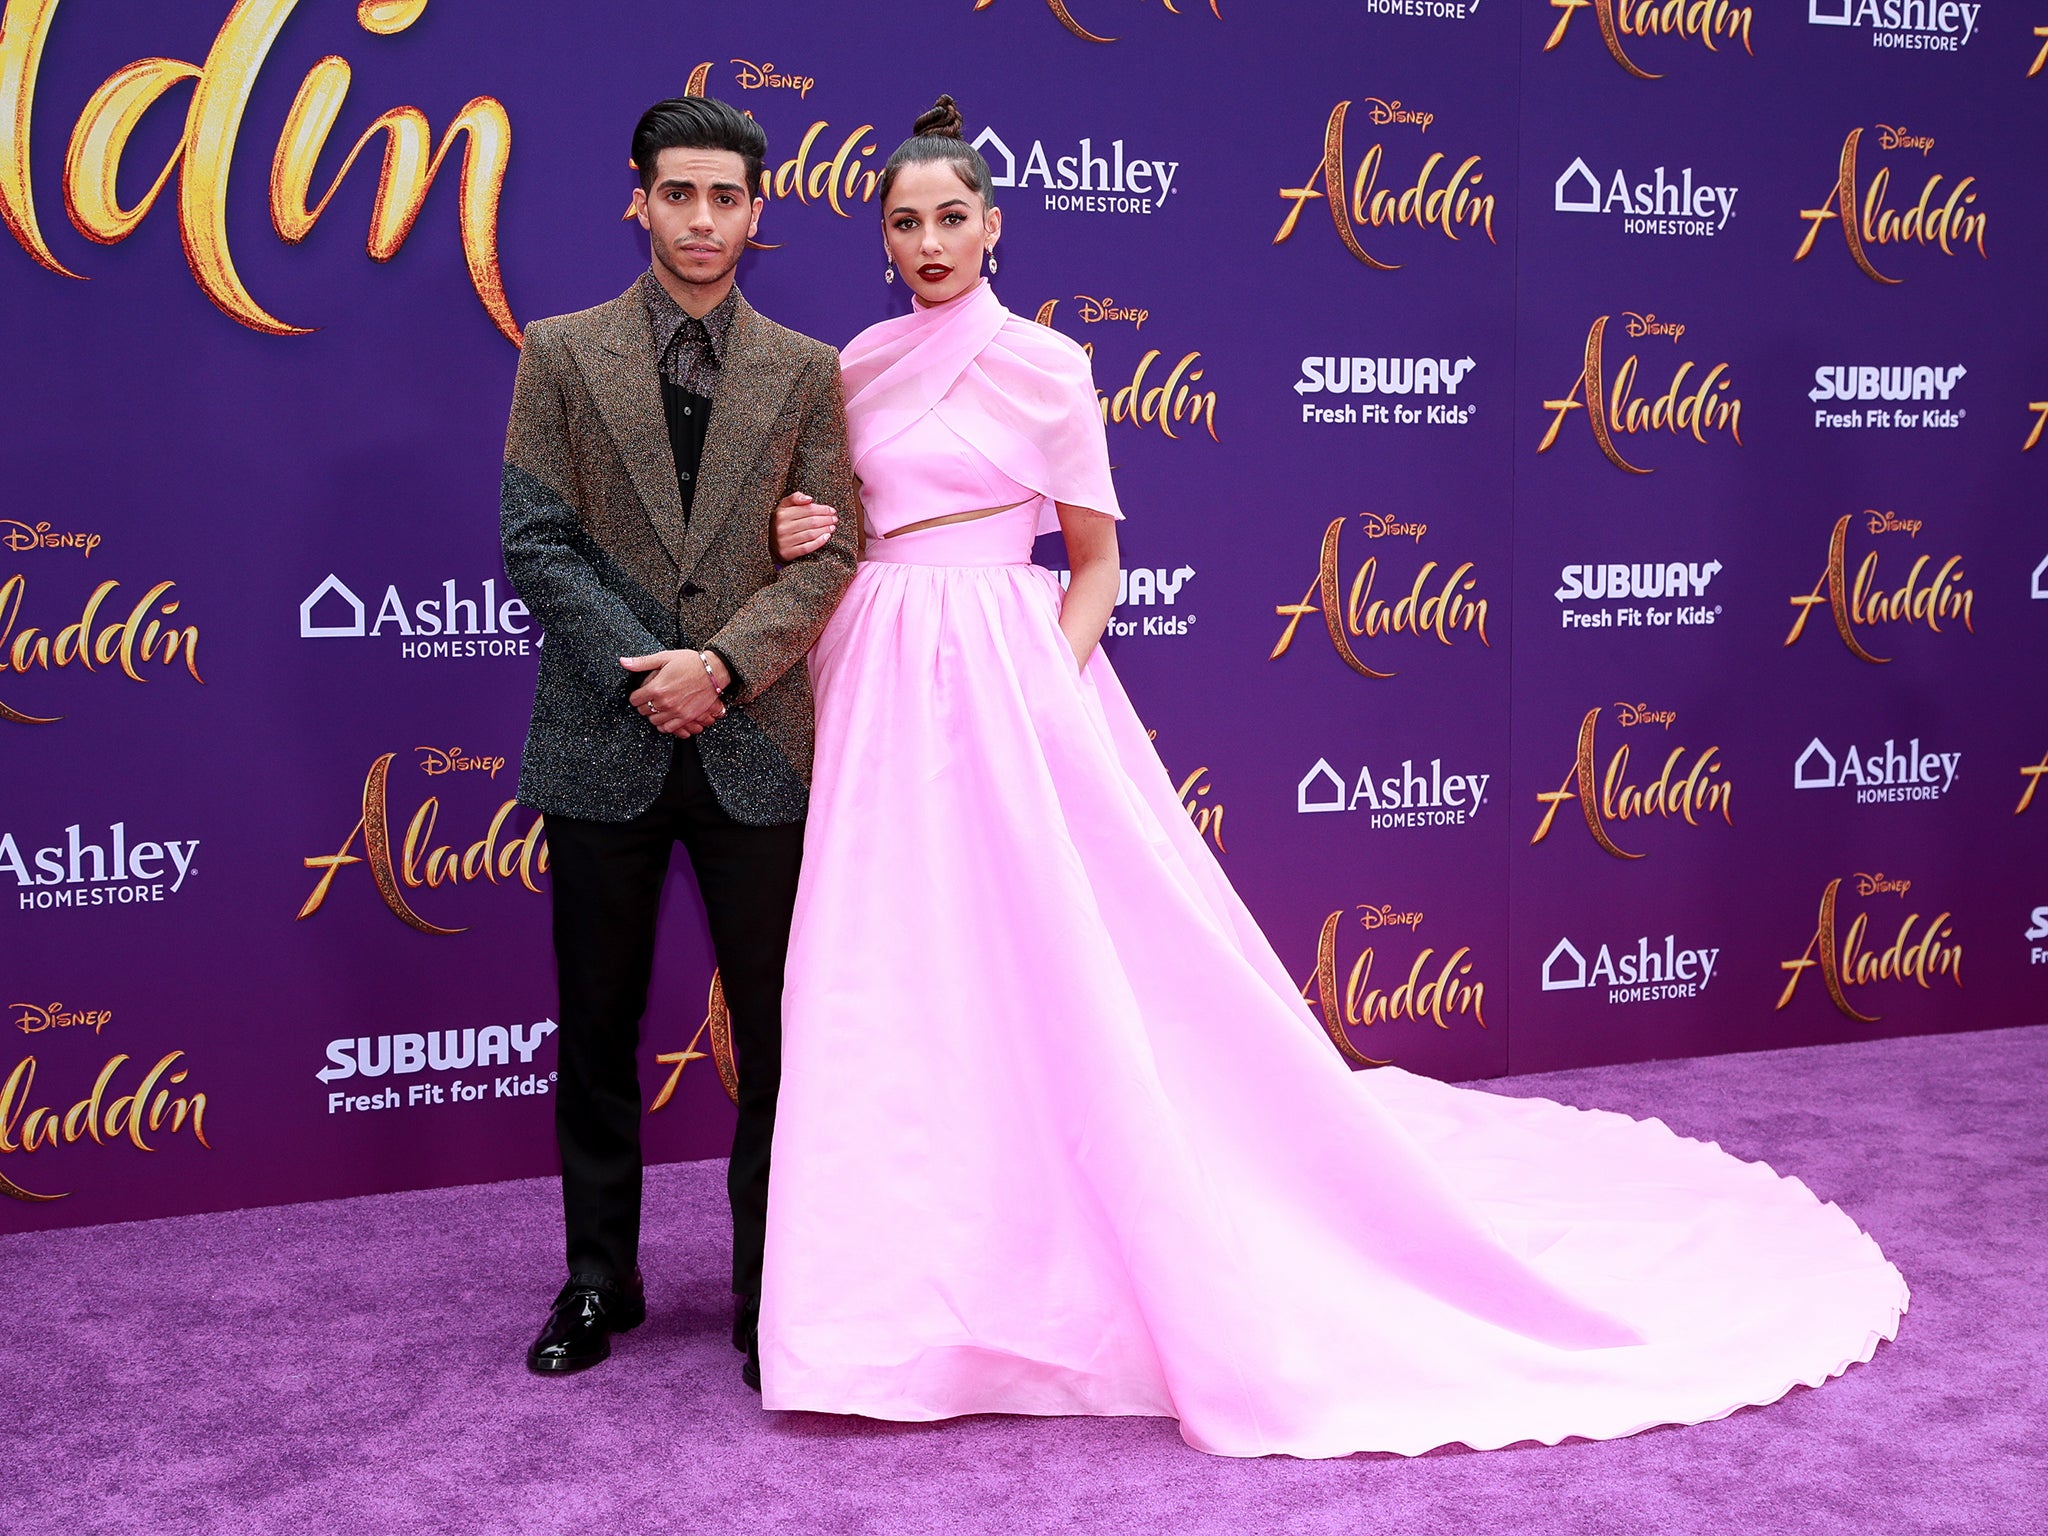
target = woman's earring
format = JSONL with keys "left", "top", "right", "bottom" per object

{"left": 885, "top": 260, "right": 896, "bottom": 284}
{"left": 986, "top": 249, "right": 998, "bottom": 275}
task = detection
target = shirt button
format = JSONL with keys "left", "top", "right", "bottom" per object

{"left": 683, "top": 406, "right": 691, "bottom": 415}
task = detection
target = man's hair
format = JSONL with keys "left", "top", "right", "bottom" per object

{"left": 632, "top": 96, "right": 767, "bottom": 198}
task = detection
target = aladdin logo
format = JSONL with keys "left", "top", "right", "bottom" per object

{"left": 0, "top": 1048, "right": 211, "bottom": 1203}
{"left": 670, "top": 63, "right": 880, "bottom": 229}
{"left": 2018, "top": 751, "right": 2048, "bottom": 815}
{"left": 1055, "top": 564, "right": 1197, "bottom": 638}
{"left": 1556, "top": 559, "right": 1721, "bottom": 631}
{"left": 296, "top": 751, "right": 547, "bottom": 936}
{"left": 1530, "top": 704, "right": 1732, "bottom": 858}
{"left": 2034, "top": 25, "right": 2048, "bottom": 78}
{"left": 1299, "top": 905, "right": 1488, "bottom": 1069}
{"left": 0, "top": 575, "right": 203, "bottom": 725}
{"left": 1, "top": 821, "right": 199, "bottom": 910}
{"left": 318, "top": 1020, "right": 556, "bottom": 1113}
{"left": 1795, "top": 736, "right": 1959, "bottom": 802}
{"left": 1034, "top": 302, "right": 1217, "bottom": 441}
{"left": 2, "top": 520, "right": 100, "bottom": 558}
{"left": 1297, "top": 757, "right": 1490, "bottom": 829}
{"left": 299, "top": 574, "right": 532, "bottom": 660}
{"left": 968, "top": 0, "right": 1223, "bottom": 46}
{"left": 730, "top": 59, "right": 815, "bottom": 97}
{"left": 1543, "top": 0, "right": 1755, "bottom": 79}
{"left": 1812, "top": 364, "right": 1966, "bottom": 432}
{"left": 1271, "top": 515, "right": 1490, "bottom": 679}
{"left": 0, "top": 0, "right": 516, "bottom": 341}
{"left": 1553, "top": 158, "right": 1737, "bottom": 236}
{"left": 1807, "top": 0, "right": 1978, "bottom": 50}
{"left": 1273, "top": 100, "right": 1496, "bottom": 270}
{"left": 1176, "top": 763, "right": 1224, "bottom": 852}
{"left": 11, "top": 1000, "right": 111, "bottom": 1036}
{"left": 1538, "top": 313, "right": 1741, "bottom": 473}
{"left": 1541, "top": 934, "right": 1719, "bottom": 1004}
{"left": 1794, "top": 126, "right": 1987, "bottom": 283}
{"left": 1295, "top": 355, "right": 1477, "bottom": 427}
{"left": 973, "top": 126, "right": 1179, "bottom": 215}
{"left": 1784, "top": 513, "right": 1973, "bottom": 663}
{"left": 1778, "top": 872, "right": 1961, "bottom": 1022}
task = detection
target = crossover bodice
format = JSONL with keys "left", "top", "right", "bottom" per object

{"left": 840, "top": 280, "right": 1123, "bottom": 544}
{"left": 857, "top": 410, "right": 1039, "bottom": 544}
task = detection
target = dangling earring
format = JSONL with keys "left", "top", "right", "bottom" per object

{"left": 885, "top": 260, "right": 896, "bottom": 284}
{"left": 986, "top": 249, "right": 998, "bottom": 275}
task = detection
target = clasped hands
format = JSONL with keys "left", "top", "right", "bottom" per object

{"left": 620, "top": 647, "right": 731, "bottom": 737}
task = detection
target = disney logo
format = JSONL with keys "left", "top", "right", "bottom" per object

{"left": 11, "top": 1000, "right": 112, "bottom": 1036}
{"left": 416, "top": 746, "right": 507, "bottom": 779}
{"left": 732, "top": 59, "right": 816, "bottom": 96}
{"left": 1614, "top": 702, "right": 1676, "bottom": 729}
{"left": 1362, "top": 98, "right": 1433, "bottom": 134}
{"left": 1073, "top": 295, "right": 1149, "bottom": 331}
{"left": 1864, "top": 510, "right": 1921, "bottom": 538}
{"left": 1360, "top": 513, "right": 1427, "bottom": 543}
{"left": 1621, "top": 312, "right": 1685, "bottom": 344}
{"left": 1854, "top": 872, "right": 1912, "bottom": 898}
{"left": 1876, "top": 124, "right": 1935, "bottom": 157}
{"left": 1357, "top": 904, "right": 1424, "bottom": 931}
{"left": 2, "top": 521, "right": 101, "bottom": 558}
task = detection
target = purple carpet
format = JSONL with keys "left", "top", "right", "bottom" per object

{"left": 6, "top": 1026, "right": 2043, "bottom": 1535}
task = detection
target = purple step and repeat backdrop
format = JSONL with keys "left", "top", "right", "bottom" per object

{"left": 4, "top": 0, "right": 2045, "bottom": 1230}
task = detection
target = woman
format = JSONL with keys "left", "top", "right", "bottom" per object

{"left": 758, "top": 97, "right": 1905, "bottom": 1458}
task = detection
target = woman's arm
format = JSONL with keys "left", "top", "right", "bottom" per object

{"left": 1056, "top": 502, "right": 1120, "bottom": 669}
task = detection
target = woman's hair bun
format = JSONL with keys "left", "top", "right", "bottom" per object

{"left": 912, "top": 95, "right": 965, "bottom": 141}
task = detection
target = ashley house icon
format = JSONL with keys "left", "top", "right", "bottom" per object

{"left": 1554, "top": 159, "right": 1603, "bottom": 215}
{"left": 300, "top": 574, "right": 367, "bottom": 638}
{"left": 1541, "top": 938, "right": 1588, "bottom": 991}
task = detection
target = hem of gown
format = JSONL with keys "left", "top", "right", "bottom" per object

{"left": 763, "top": 1296, "right": 1906, "bottom": 1460}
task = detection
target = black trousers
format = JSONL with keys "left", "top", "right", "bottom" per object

{"left": 544, "top": 739, "right": 804, "bottom": 1301}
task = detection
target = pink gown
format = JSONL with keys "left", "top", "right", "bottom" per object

{"left": 760, "top": 281, "right": 1906, "bottom": 1458}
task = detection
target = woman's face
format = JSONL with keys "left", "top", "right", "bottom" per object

{"left": 883, "top": 160, "right": 1001, "bottom": 305}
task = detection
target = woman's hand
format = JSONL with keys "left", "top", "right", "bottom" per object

{"left": 773, "top": 492, "right": 837, "bottom": 562}
{"left": 1055, "top": 502, "right": 1120, "bottom": 672}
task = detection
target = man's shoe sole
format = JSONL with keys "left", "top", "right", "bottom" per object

{"left": 527, "top": 1337, "right": 612, "bottom": 1376}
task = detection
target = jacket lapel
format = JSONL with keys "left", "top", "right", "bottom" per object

{"left": 680, "top": 296, "right": 803, "bottom": 576}
{"left": 566, "top": 287, "right": 690, "bottom": 571}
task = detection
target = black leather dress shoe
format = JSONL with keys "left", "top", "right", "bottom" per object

{"left": 526, "top": 1275, "right": 646, "bottom": 1376}
{"left": 732, "top": 1294, "right": 758, "bottom": 1354}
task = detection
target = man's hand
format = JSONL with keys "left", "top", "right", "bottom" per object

{"left": 773, "top": 492, "right": 837, "bottom": 562}
{"left": 620, "top": 650, "right": 727, "bottom": 737}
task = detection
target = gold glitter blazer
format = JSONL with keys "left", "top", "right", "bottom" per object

{"left": 501, "top": 282, "right": 862, "bottom": 824}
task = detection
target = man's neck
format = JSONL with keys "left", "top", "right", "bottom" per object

{"left": 651, "top": 262, "right": 735, "bottom": 318}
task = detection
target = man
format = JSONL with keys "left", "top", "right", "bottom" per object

{"left": 500, "top": 95, "right": 860, "bottom": 1389}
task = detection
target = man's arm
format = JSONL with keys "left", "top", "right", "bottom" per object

{"left": 702, "top": 351, "right": 862, "bottom": 702}
{"left": 500, "top": 322, "right": 667, "bottom": 693}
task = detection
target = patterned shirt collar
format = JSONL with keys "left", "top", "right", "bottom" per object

{"left": 640, "top": 270, "right": 740, "bottom": 372}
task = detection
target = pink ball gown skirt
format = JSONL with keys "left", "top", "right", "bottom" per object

{"left": 760, "top": 499, "right": 1905, "bottom": 1459}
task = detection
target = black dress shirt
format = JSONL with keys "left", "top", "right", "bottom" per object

{"left": 641, "top": 272, "right": 739, "bottom": 516}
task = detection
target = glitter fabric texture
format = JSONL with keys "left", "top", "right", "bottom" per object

{"left": 500, "top": 283, "right": 861, "bottom": 825}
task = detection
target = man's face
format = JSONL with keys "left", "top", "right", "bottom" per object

{"left": 632, "top": 146, "right": 761, "bottom": 291}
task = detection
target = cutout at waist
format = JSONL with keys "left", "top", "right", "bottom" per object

{"left": 879, "top": 498, "right": 1032, "bottom": 539}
